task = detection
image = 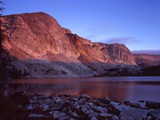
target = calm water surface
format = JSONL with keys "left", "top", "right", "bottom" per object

{"left": 9, "top": 77, "right": 160, "bottom": 102}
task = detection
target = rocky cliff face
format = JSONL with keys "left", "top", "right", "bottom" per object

{"left": 134, "top": 54, "right": 160, "bottom": 67}
{"left": 133, "top": 54, "right": 160, "bottom": 76}
{"left": 1, "top": 12, "right": 138, "bottom": 78}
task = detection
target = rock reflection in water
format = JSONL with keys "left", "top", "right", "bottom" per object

{"left": 9, "top": 77, "right": 160, "bottom": 102}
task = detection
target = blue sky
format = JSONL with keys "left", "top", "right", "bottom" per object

{"left": 2, "top": 0, "right": 160, "bottom": 50}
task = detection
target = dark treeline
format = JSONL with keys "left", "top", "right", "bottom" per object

{"left": 142, "top": 65, "right": 160, "bottom": 76}
{"left": 0, "top": 0, "right": 9, "bottom": 95}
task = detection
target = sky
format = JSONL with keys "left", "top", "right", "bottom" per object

{"left": 2, "top": 0, "right": 160, "bottom": 50}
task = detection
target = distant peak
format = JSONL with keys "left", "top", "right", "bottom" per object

{"left": 132, "top": 50, "right": 160, "bottom": 55}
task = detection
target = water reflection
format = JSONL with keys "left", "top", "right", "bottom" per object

{"left": 9, "top": 77, "right": 160, "bottom": 102}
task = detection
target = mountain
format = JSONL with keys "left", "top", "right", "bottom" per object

{"left": 133, "top": 54, "right": 160, "bottom": 76}
{"left": 0, "top": 12, "right": 140, "bottom": 78}
{"left": 132, "top": 50, "right": 160, "bottom": 55}
{"left": 134, "top": 54, "right": 160, "bottom": 67}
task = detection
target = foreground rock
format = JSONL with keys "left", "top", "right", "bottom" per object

{"left": 1, "top": 92, "right": 159, "bottom": 120}
{"left": 26, "top": 94, "right": 160, "bottom": 120}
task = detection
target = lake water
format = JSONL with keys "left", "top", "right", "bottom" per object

{"left": 9, "top": 77, "right": 160, "bottom": 102}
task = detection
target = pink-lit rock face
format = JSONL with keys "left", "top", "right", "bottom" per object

{"left": 1, "top": 12, "right": 79, "bottom": 60}
{"left": 1, "top": 12, "right": 138, "bottom": 78}
{"left": 134, "top": 54, "right": 160, "bottom": 67}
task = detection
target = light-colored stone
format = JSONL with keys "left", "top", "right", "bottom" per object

{"left": 28, "top": 113, "right": 48, "bottom": 118}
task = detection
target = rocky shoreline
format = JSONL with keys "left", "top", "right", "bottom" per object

{"left": 0, "top": 92, "right": 160, "bottom": 120}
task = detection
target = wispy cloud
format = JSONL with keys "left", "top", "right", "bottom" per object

{"left": 85, "top": 23, "right": 108, "bottom": 41}
{"left": 104, "top": 37, "right": 139, "bottom": 44}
